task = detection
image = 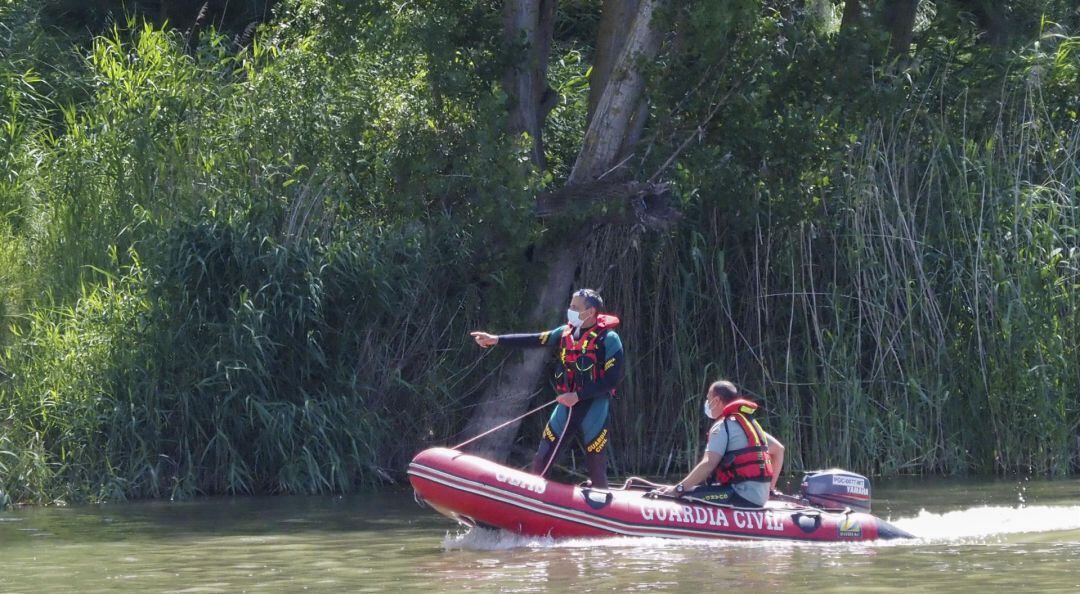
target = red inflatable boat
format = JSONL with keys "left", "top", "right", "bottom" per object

{"left": 408, "top": 447, "right": 914, "bottom": 542}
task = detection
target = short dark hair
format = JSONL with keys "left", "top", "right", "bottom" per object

{"left": 573, "top": 288, "right": 604, "bottom": 311}
{"left": 708, "top": 380, "right": 739, "bottom": 403}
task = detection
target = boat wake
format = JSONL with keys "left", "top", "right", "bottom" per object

{"left": 442, "top": 527, "right": 688, "bottom": 551}
{"left": 442, "top": 504, "right": 1080, "bottom": 550}
{"left": 889, "top": 504, "right": 1080, "bottom": 541}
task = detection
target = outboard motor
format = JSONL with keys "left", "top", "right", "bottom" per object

{"left": 799, "top": 469, "right": 871, "bottom": 513}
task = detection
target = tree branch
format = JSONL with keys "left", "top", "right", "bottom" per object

{"left": 534, "top": 180, "right": 679, "bottom": 231}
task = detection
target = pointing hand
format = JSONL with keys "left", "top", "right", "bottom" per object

{"left": 470, "top": 331, "right": 499, "bottom": 348}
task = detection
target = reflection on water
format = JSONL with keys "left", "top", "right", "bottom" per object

{"left": 0, "top": 478, "right": 1077, "bottom": 592}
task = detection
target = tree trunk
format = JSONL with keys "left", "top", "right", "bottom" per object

{"left": 572, "top": 0, "right": 662, "bottom": 184}
{"left": 882, "top": 0, "right": 920, "bottom": 59}
{"left": 955, "top": 0, "right": 1008, "bottom": 47}
{"left": 459, "top": 244, "right": 578, "bottom": 461}
{"left": 840, "top": 0, "right": 862, "bottom": 32}
{"left": 502, "top": 0, "right": 557, "bottom": 168}
{"left": 587, "top": 0, "right": 641, "bottom": 126}
{"left": 462, "top": 0, "right": 665, "bottom": 462}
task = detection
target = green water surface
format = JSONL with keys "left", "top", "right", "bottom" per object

{"left": 0, "top": 477, "right": 1077, "bottom": 593}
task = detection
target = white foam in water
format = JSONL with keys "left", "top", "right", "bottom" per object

{"left": 890, "top": 505, "right": 1080, "bottom": 541}
{"left": 442, "top": 505, "right": 1080, "bottom": 550}
{"left": 443, "top": 528, "right": 704, "bottom": 551}
{"left": 443, "top": 527, "right": 556, "bottom": 551}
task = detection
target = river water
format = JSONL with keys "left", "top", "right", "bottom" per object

{"left": 1, "top": 477, "right": 1078, "bottom": 593}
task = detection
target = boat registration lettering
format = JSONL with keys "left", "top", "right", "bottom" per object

{"left": 832, "top": 475, "right": 869, "bottom": 496}
{"left": 494, "top": 471, "right": 547, "bottom": 495}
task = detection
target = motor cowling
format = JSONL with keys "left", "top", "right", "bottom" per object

{"left": 799, "top": 469, "right": 871, "bottom": 513}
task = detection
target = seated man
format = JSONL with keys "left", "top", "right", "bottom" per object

{"left": 657, "top": 380, "right": 785, "bottom": 508}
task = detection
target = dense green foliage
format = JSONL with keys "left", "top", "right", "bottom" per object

{"left": 609, "top": 1, "right": 1080, "bottom": 478}
{"left": 1, "top": 0, "right": 1077, "bottom": 504}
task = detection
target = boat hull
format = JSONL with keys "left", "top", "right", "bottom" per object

{"left": 408, "top": 447, "right": 913, "bottom": 542}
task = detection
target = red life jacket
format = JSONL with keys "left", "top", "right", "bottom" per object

{"left": 554, "top": 314, "right": 620, "bottom": 395}
{"left": 711, "top": 399, "right": 774, "bottom": 485}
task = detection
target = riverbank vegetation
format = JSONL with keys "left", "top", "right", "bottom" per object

{"left": 1, "top": 0, "right": 1077, "bottom": 505}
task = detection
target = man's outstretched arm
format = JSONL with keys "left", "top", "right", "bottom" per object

{"left": 470, "top": 327, "right": 565, "bottom": 349}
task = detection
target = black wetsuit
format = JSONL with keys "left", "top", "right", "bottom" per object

{"left": 498, "top": 323, "right": 624, "bottom": 489}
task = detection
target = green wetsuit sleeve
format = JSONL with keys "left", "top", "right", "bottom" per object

{"left": 578, "top": 331, "right": 624, "bottom": 400}
{"left": 496, "top": 325, "right": 566, "bottom": 349}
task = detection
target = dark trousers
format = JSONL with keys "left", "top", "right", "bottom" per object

{"left": 684, "top": 483, "right": 760, "bottom": 508}
{"left": 530, "top": 396, "right": 610, "bottom": 489}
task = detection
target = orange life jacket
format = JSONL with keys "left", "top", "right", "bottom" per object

{"left": 711, "top": 399, "right": 774, "bottom": 485}
{"left": 554, "top": 314, "right": 620, "bottom": 395}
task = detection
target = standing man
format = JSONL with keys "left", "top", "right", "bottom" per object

{"left": 470, "top": 288, "right": 624, "bottom": 489}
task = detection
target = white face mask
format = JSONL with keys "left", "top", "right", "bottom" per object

{"left": 703, "top": 399, "right": 718, "bottom": 420}
{"left": 567, "top": 308, "right": 585, "bottom": 327}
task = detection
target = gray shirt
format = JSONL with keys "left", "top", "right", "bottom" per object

{"left": 705, "top": 418, "right": 770, "bottom": 507}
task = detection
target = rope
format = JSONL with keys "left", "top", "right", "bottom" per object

{"left": 539, "top": 405, "right": 573, "bottom": 478}
{"left": 450, "top": 399, "right": 558, "bottom": 451}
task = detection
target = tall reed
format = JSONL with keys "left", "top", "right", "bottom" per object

{"left": 582, "top": 47, "right": 1079, "bottom": 478}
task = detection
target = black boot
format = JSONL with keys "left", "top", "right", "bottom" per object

{"left": 531, "top": 440, "right": 555, "bottom": 475}
{"left": 585, "top": 450, "right": 609, "bottom": 490}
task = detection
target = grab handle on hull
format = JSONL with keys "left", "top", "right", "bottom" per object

{"left": 792, "top": 511, "right": 822, "bottom": 533}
